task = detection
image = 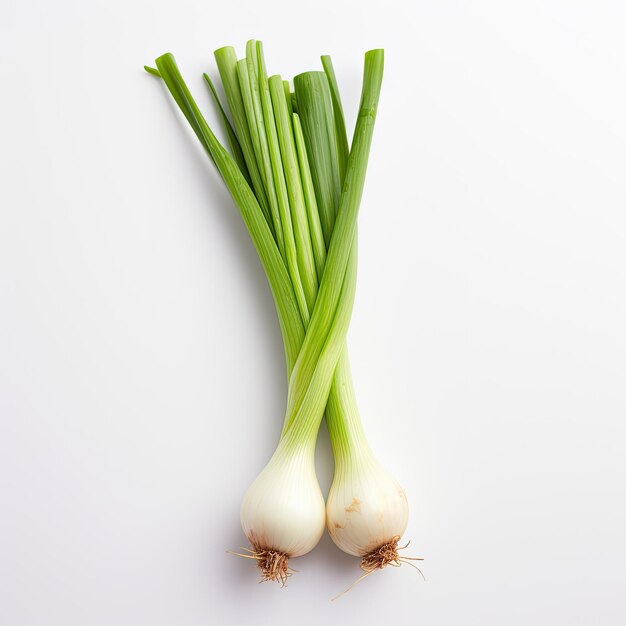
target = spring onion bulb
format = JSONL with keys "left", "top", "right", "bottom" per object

{"left": 146, "top": 41, "right": 417, "bottom": 586}
{"left": 238, "top": 438, "right": 325, "bottom": 582}
{"left": 324, "top": 356, "right": 409, "bottom": 566}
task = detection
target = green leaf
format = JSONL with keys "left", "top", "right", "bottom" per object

{"left": 213, "top": 47, "right": 273, "bottom": 235}
{"left": 269, "top": 74, "right": 318, "bottom": 313}
{"left": 321, "top": 55, "right": 350, "bottom": 186}
{"left": 202, "top": 72, "right": 250, "bottom": 184}
{"left": 293, "top": 72, "right": 341, "bottom": 247}
{"left": 293, "top": 113, "right": 326, "bottom": 283}
{"left": 152, "top": 52, "right": 305, "bottom": 372}
{"left": 282, "top": 50, "right": 384, "bottom": 435}
{"left": 256, "top": 41, "right": 310, "bottom": 326}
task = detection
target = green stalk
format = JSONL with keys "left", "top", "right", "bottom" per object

{"left": 150, "top": 53, "right": 305, "bottom": 372}
{"left": 283, "top": 80, "right": 293, "bottom": 116}
{"left": 256, "top": 41, "right": 310, "bottom": 326}
{"left": 237, "top": 58, "right": 284, "bottom": 255}
{"left": 321, "top": 55, "right": 350, "bottom": 182}
{"left": 282, "top": 50, "right": 384, "bottom": 433}
{"left": 269, "top": 74, "right": 318, "bottom": 312}
{"left": 324, "top": 350, "right": 371, "bottom": 465}
{"left": 318, "top": 55, "right": 369, "bottom": 467}
{"left": 292, "top": 113, "right": 326, "bottom": 282}
{"left": 283, "top": 57, "right": 367, "bottom": 462}
{"left": 293, "top": 72, "right": 341, "bottom": 247}
{"left": 202, "top": 72, "right": 250, "bottom": 183}
{"left": 213, "top": 47, "right": 272, "bottom": 232}
{"left": 147, "top": 48, "right": 385, "bottom": 455}
{"left": 279, "top": 245, "right": 357, "bottom": 450}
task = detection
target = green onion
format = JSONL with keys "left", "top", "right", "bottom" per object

{"left": 146, "top": 43, "right": 413, "bottom": 586}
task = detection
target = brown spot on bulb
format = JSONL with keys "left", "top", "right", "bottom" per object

{"left": 345, "top": 498, "right": 361, "bottom": 513}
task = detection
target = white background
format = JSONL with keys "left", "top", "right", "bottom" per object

{"left": 1, "top": 1, "right": 625, "bottom": 624}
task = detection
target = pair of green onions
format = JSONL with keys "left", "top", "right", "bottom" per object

{"left": 146, "top": 41, "right": 414, "bottom": 588}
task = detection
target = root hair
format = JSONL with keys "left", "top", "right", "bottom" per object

{"left": 229, "top": 544, "right": 292, "bottom": 586}
{"left": 333, "top": 536, "right": 424, "bottom": 600}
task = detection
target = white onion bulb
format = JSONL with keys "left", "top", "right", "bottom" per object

{"left": 326, "top": 452, "right": 409, "bottom": 564}
{"left": 240, "top": 442, "right": 326, "bottom": 582}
